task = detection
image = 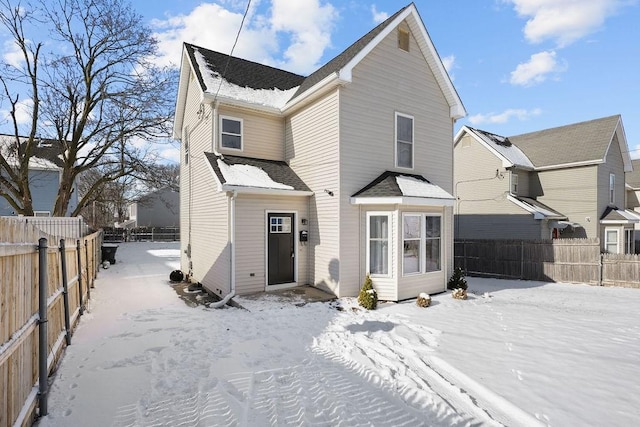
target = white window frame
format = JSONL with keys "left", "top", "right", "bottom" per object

{"left": 402, "top": 213, "right": 422, "bottom": 276}
{"left": 609, "top": 173, "right": 615, "bottom": 205}
{"left": 604, "top": 227, "right": 619, "bottom": 254}
{"left": 625, "top": 229, "right": 634, "bottom": 254}
{"left": 220, "top": 115, "right": 243, "bottom": 151}
{"left": 511, "top": 173, "right": 518, "bottom": 194}
{"left": 395, "top": 112, "right": 414, "bottom": 169}
{"left": 366, "top": 212, "right": 392, "bottom": 278}
{"left": 401, "top": 213, "right": 442, "bottom": 276}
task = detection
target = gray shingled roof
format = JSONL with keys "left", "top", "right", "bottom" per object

{"left": 600, "top": 206, "right": 640, "bottom": 222}
{"left": 0, "top": 134, "right": 65, "bottom": 168}
{"left": 352, "top": 170, "right": 453, "bottom": 200}
{"left": 204, "top": 152, "right": 310, "bottom": 192}
{"left": 185, "top": 4, "right": 410, "bottom": 104}
{"left": 626, "top": 159, "right": 640, "bottom": 189}
{"left": 184, "top": 43, "right": 305, "bottom": 93}
{"left": 290, "top": 5, "right": 409, "bottom": 101}
{"left": 509, "top": 115, "right": 621, "bottom": 168}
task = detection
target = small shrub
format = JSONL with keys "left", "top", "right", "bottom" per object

{"left": 447, "top": 267, "right": 467, "bottom": 291}
{"left": 416, "top": 293, "right": 431, "bottom": 308}
{"left": 452, "top": 288, "right": 468, "bottom": 300}
{"left": 358, "top": 274, "right": 378, "bottom": 310}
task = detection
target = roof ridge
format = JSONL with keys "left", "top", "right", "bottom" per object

{"left": 509, "top": 114, "right": 620, "bottom": 139}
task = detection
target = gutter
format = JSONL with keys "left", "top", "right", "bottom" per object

{"left": 210, "top": 190, "right": 237, "bottom": 308}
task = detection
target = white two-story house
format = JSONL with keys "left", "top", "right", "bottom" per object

{"left": 173, "top": 3, "right": 465, "bottom": 301}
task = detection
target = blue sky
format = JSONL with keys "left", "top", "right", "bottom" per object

{"left": 2, "top": 0, "right": 639, "bottom": 162}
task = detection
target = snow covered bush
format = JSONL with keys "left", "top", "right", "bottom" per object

{"left": 451, "top": 288, "right": 468, "bottom": 300}
{"left": 416, "top": 293, "right": 431, "bottom": 308}
{"left": 358, "top": 274, "right": 378, "bottom": 310}
{"left": 447, "top": 267, "right": 467, "bottom": 291}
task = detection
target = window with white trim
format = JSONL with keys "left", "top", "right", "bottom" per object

{"left": 605, "top": 228, "right": 619, "bottom": 254}
{"left": 402, "top": 214, "right": 421, "bottom": 275}
{"left": 396, "top": 112, "right": 413, "bottom": 169}
{"left": 367, "top": 213, "right": 391, "bottom": 276}
{"left": 402, "top": 213, "right": 442, "bottom": 275}
{"left": 220, "top": 116, "right": 242, "bottom": 150}
{"left": 625, "top": 229, "right": 634, "bottom": 254}
{"left": 609, "top": 173, "right": 615, "bottom": 205}
{"left": 511, "top": 173, "right": 518, "bottom": 194}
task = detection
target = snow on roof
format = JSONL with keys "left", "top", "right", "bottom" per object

{"left": 193, "top": 49, "right": 298, "bottom": 109}
{"left": 471, "top": 128, "right": 534, "bottom": 169}
{"left": 396, "top": 175, "right": 454, "bottom": 199}
{"left": 217, "top": 159, "right": 294, "bottom": 190}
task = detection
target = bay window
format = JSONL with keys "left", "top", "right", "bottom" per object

{"left": 402, "top": 213, "right": 442, "bottom": 275}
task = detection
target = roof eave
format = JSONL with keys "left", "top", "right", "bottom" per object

{"left": 282, "top": 72, "right": 346, "bottom": 113}
{"left": 533, "top": 159, "right": 604, "bottom": 171}
{"left": 350, "top": 196, "right": 455, "bottom": 206}
{"left": 221, "top": 184, "right": 313, "bottom": 196}
{"left": 202, "top": 92, "right": 283, "bottom": 115}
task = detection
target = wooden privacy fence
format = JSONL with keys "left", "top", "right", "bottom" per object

{"left": 455, "top": 239, "right": 640, "bottom": 288}
{"left": 0, "top": 217, "right": 101, "bottom": 427}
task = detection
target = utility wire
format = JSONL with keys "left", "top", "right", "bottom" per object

{"left": 213, "top": 0, "right": 252, "bottom": 103}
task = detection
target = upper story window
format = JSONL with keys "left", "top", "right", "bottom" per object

{"left": 220, "top": 116, "right": 243, "bottom": 150}
{"left": 398, "top": 28, "right": 410, "bottom": 52}
{"left": 609, "top": 173, "right": 615, "bottom": 205}
{"left": 511, "top": 173, "right": 518, "bottom": 194}
{"left": 395, "top": 112, "right": 414, "bottom": 169}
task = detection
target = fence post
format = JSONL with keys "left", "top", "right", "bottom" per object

{"left": 59, "top": 239, "right": 72, "bottom": 345}
{"left": 599, "top": 253, "right": 604, "bottom": 286}
{"left": 37, "top": 238, "right": 49, "bottom": 416}
{"left": 85, "top": 240, "right": 92, "bottom": 290}
{"left": 77, "top": 239, "right": 84, "bottom": 315}
{"left": 520, "top": 240, "right": 524, "bottom": 279}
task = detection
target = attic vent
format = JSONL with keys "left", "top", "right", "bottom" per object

{"left": 486, "top": 133, "right": 512, "bottom": 147}
{"left": 398, "top": 28, "right": 409, "bottom": 52}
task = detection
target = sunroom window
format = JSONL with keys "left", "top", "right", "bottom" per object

{"left": 367, "top": 213, "right": 390, "bottom": 276}
{"left": 402, "top": 213, "right": 442, "bottom": 275}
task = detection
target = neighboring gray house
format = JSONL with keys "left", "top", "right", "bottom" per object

{"left": 173, "top": 4, "right": 465, "bottom": 301}
{"left": 454, "top": 115, "right": 639, "bottom": 253}
{"left": 626, "top": 159, "right": 640, "bottom": 245}
{"left": 127, "top": 187, "right": 179, "bottom": 227}
{"left": 0, "top": 134, "right": 78, "bottom": 216}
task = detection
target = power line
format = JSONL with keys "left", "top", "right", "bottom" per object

{"left": 213, "top": 0, "right": 252, "bottom": 103}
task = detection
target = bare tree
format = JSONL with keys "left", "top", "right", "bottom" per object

{"left": 0, "top": 0, "right": 176, "bottom": 216}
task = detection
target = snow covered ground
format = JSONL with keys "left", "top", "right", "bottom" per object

{"left": 38, "top": 242, "right": 640, "bottom": 426}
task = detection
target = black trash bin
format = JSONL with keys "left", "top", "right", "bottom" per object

{"left": 101, "top": 243, "right": 119, "bottom": 264}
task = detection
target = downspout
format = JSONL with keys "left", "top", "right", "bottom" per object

{"left": 210, "top": 190, "right": 237, "bottom": 308}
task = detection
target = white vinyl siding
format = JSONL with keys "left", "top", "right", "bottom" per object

{"left": 340, "top": 25, "right": 454, "bottom": 295}
{"left": 218, "top": 106, "right": 285, "bottom": 161}
{"left": 235, "top": 195, "right": 309, "bottom": 295}
{"left": 285, "top": 90, "right": 340, "bottom": 295}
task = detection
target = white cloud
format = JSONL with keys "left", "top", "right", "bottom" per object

{"left": 3, "top": 39, "right": 25, "bottom": 67}
{"left": 151, "top": 0, "right": 338, "bottom": 75}
{"left": 510, "top": 50, "right": 567, "bottom": 86}
{"left": 1, "top": 98, "right": 33, "bottom": 125}
{"left": 441, "top": 55, "right": 455, "bottom": 73}
{"left": 371, "top": 5, "right": 389, "bottom": 24}
{"left": 468, "top": 108, "right": 542, "bottom": 125}
{"left": 504, "top": 0, "right": 631, "bottom": 46}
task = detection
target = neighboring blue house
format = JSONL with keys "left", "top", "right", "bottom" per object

{"left": 0, "top": 134, "right": 78, "bottom": 216}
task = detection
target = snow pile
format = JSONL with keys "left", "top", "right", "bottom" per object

{"left": 193, "top": 50, "right": 298, "bottom": 109}
{"left": 396, "top": 175, "right": 454, "bottom": 200}
{"left": 217, "top": 159, "right": 294, "bottom": 190}
{"left": 39, "top": 242, "right": 640, "bottom": 426}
